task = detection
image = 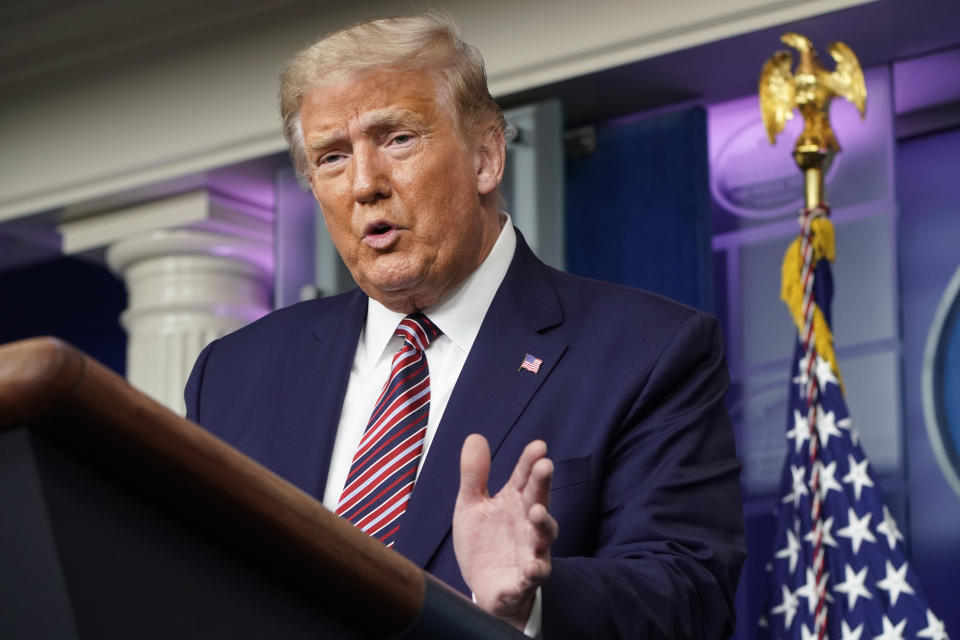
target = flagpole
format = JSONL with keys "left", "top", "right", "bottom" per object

{"left": 795, "top": 148, "right": 828, "bottom": 212}
{"left": 759, "top": 32, "right": 866, "bottom": 640}
{"left": 785, "top": 49, "right": 845, "bottom": 640}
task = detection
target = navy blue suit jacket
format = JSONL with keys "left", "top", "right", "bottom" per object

{"left": 185, "top": 234, "right": 745, "bottom": 638}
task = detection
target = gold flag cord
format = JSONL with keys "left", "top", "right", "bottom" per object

{"left": 780, "top": 214, "right": 844, "bottom": 392}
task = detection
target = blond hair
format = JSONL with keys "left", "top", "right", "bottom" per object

{"left": 279, "top": 12, "right": 506, "bottom": 182}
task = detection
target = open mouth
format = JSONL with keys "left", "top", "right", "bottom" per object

{"left": 364, "top": 219, "right": 397, "bottom": 236}
{"left": 363, "top": 220, "right": 401, "bottom": 248}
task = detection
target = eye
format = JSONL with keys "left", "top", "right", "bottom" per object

{"left": 388, "top": 133, "right": 415, "bottom": 146}
{"left": 317, "top": 152, "right": 346, "bottom": 167}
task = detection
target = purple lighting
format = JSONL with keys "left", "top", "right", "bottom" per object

{"left": 708, "top": 66, "right": 895, "bottom": 225}
{"left": 893, "top": 46, "right": 960, "bottom": 115}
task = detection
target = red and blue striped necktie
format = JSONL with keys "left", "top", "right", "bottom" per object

{"left": 335, "top": 313, "right": 442, "bottom": 547}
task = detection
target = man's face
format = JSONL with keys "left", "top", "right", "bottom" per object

{"left": 300, "top": 67, "right": 503, "bottom": 313}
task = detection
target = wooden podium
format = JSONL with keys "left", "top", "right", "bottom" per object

{"left": 0, "top": 337, "right": 524, "bottom": 639}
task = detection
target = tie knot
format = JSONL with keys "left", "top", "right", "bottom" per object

{"left": 396, "top": 313, "right": 442, "bottom": 351}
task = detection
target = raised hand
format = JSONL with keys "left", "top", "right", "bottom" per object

{"left": 452, "top": 434, "right": 558, "bottom": 630}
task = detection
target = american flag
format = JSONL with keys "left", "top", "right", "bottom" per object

{"left": 520, "top": 353, "right": 542, "bottom": 373}
{"left": 759, "top": 216, "right": 949, "bottom": 640}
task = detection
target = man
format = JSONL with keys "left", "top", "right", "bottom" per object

{"left": 186, "top": 13, "right": 744, "bottom": 638}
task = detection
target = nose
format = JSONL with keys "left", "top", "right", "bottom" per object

{"left": 351, "top": 142, "right": 390, "bottom": 204}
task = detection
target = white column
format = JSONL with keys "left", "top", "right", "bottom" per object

{"left": 106, "top": 229, "right": 272, "bottom": 415}
{"left": 59, "top": 189, "right": 274, "bottom": 416}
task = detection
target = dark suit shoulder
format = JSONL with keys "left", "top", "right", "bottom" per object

{"left": 185, "top": 288, "right": 364, "bottom": 442}
{"left": 544, "top": 266, "right": 710, "bottom": 337}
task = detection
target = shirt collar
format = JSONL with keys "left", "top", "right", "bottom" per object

{"left": 360, "top": 214, "right": 517, "bottom": 370}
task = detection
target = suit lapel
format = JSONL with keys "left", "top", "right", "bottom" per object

{"left": 394, "top": 235, "right": 567, "bottom": 567}
{"left": 273, "top": 290, "right": 366, "bottom": 499}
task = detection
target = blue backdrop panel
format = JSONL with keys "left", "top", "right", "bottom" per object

{"left": 897, "top": 126, "right": 960, "bottom": 637}
{"left": 0, "top": 257, "right": 126, "bottom": 374}
{"left": 944, "top": 314, "right": 960, "bottom": 457}
{"left": 565, "top": 107, "right": 712, "bottom": 311}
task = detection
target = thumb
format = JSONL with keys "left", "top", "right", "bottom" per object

{"left": 458, "top": 433, "right": 491, "bottom": 506}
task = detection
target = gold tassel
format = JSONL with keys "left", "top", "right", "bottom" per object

{"left": 780, "top": 217, "right": 844, "bottom": 391}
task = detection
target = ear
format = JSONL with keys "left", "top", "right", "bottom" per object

{"left": 475, "top": 126, "right": 506, "bottom": 197}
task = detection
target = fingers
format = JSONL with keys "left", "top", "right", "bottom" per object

{"left": 458, "top": 433, "right": 491, "bottom": 506}
{"left": 522, "top": 557, "right": 552, "bottom": 585}
{"left": 522, "top": 456, "right": 553, "bottom": 518}
{"left": 508, "top": 439, "right": 547, "bottom": 491}
{"left": 528, "top": 502, "right": 559, "bottom": 552}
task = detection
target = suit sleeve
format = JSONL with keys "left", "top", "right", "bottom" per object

{"left": 542, "top": 313, "right": 745, "bottom": 639}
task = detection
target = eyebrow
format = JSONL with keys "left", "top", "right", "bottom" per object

{"left": 307, "top": 133, "right": 345, "bottom": 154}
{"left": 306, "top": 109, "right": 427, "bottom": 153}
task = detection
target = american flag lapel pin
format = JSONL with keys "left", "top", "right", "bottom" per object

{"left": 518, "top": 353, "right": 543, "bottom": 374}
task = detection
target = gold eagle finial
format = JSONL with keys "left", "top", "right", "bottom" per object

{"left": 759, "top": 32, "right": 867, "bottom": 153}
